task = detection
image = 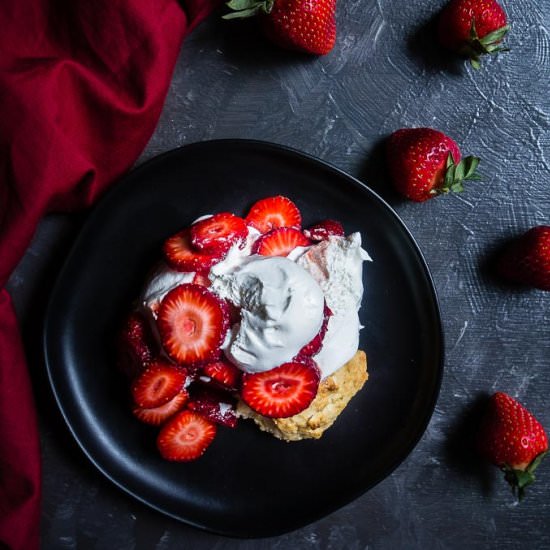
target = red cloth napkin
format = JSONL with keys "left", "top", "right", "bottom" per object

{"left": 0, "top": 1, "right": 219, "bottom": 548}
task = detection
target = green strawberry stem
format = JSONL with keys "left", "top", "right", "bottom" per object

{"left": 502, "top": 451, "right": 548, "bottom": 502}
{"left": 223, "top": 0, "right": 274, "bottom": 19}
{"left": 462, "top": 19, "right": 510, "bottom": 70}
{"left": 431, "top": 154, "right": 481, "bottom": 196}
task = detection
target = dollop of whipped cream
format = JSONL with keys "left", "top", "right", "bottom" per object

{"left": 297, "top": 233, "right": 371, "bottom": 378}
{"left": 211, "top": 256, "right": 325, "bottom": 374}
{"left": 141, "top": 264, "right": 194, "bottom": 315}
{"left": 141, "top": 223, "right": 371, "bottom": 380}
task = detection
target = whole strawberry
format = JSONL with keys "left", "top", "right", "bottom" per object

{"left": 386, "top": 128, "right": 481, "bottom": 202}
{"left": 496, "top": 226, "right": 550, "bottom": 291}
{"left": 223, "top": 0, "right": 336, "bottom": 55}
{"left": 438, "top": 0, "right": 509, "bottom": 69}
{"left": 478, "top": 392, "right": 548, "bottom": 500}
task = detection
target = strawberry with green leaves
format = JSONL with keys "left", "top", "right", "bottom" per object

{"left": 438, "top": 0, "right": 509, "bottom": 69}
{"left": 386, "top": 128, "right": 481, "bottom": 202}
{"left": 223, "top": 0, "right": 337, "bottom": 55}
{"left": 478, "top": 392, "right": 548, "bottom": 500}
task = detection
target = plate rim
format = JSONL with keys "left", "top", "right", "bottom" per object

{"left": 43, "top": 138, "right": 445, "bottom": 536}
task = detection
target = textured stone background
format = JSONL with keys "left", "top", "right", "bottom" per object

{"left": 7, "top": 0, "right": 550, "bottom": 548}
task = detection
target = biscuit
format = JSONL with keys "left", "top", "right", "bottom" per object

{"left": 237, "top": 350, "right": 368, "bottom": 441}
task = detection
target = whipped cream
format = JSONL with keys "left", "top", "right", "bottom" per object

{"left": 141, "top": 264, "right": 195, "bottom": 315}
{"left": 212, "top": 256, "right": 325, "bottom": 374}
{"left": 297, "top": 233, "right": 371, "bottom": 377}
{"left": 141, "top": 225, "right": 371, "bottom": 380}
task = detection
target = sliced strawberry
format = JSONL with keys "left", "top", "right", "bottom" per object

{"left": 245, "top": 196, "right": 302, "bottom": 234}
{"left": 131, "top": 361, "right": 187, "bottom": 409}
{"left": 157, "top": 410, "right": 217, "bottom": 461}
{"left": 133, "top": 391, "right": 189, "bottom": 426}
{"left": 163, "top": 228, "right": 225, "bottom": 272}
{"left": 202, "top": 359, "right": 242, "bottom": 390}
{"left": 190, "top": 212, "right": 247, "bottom": 252}
{"left": 117, "top": 311, "right": 157, "bottom": 379}
{"left": 254, "top": 227, "right": 311, "bottom": 257}
{"left": 192, "top": 272, "right": 211, "bottom": 287}
{"left": 295, "top": 303, "right": 333, "bottom": 359}
{"left": 157, "top": 284, "right": 228, "bottom": 365}
{"left": 187, "top": 387, "right": 238, "bottom": 428}
{"left": 304, "top": 220, "right": 345, "bottom": 241}
{"left": 241, "top": 360, "right": 321, "bottom": 418}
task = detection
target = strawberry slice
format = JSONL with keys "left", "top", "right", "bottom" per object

{"left": 295, "top": 303, "right": 333, "bottom": 359}
{"left": 131, "top": 361, "right": 187, "bottom": 409}
{"left": 163, "top": 228, "right": 225, "bottom": 272}
{"left": 245, "top": 196, "right": 302, "bottom": 234}
{"left": 190, "top": 213, "right": 247, "bottom": 252}
{"left": 157, "top": 410, "right": 217, "bottom": 461}
{"left": 192, "top": 272, "right": 211, "bottom": 287}
{"left": 157, "top": 284, "right": 228, "bottom": 365}
{"left": 254, "top": 227, "right": 311, "bottom": 257}
{"left": 241, "top": 360, "right": 321, "bottom": 418}
{"left": 304, "top": 220, "right": 345, "bottom": 241}
{"left": 187, "top": 387, "right": 238, "bottom": 428}
{"left": 202, "top": 359, "right": 242, "bottom": 390}
{"left": 117, "top": 311, "right": 157, "bottom": 379}
{"left": 133, "top": 391, "right": 189, "bottom": 426}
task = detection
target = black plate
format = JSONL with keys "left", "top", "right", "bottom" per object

{"left": 44, "top": 140, "right": 443, "bottom": 537}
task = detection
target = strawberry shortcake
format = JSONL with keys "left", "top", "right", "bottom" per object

{"left": 117, "top": 196, "right": 371, "bottom": 461}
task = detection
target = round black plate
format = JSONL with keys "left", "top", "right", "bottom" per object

{"left": 44, "top": 140, "right": 443, "bottom": 537}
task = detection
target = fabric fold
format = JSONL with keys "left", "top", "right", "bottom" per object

{"left": 0, "top": 1, "right": 220, "bottom": 548}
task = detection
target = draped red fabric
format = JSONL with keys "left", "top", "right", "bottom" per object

{"left": 0, "top": 1, "right": 219, "bottom": 547}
